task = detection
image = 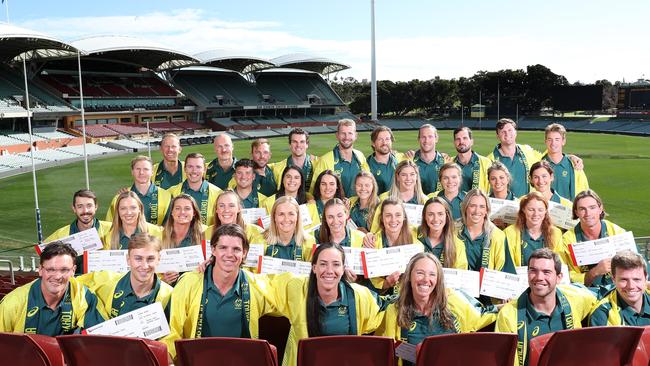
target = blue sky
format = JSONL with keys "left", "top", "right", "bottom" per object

{"left": 3, "top": 0, "right": 649, "bottom": 83}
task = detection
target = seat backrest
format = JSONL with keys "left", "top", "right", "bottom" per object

{"left": 297, "top": 336, "right": 395, "bottom": 366}
{"left": 0, "top": 332, "right": 64, "bottom": 366}
{"left": 527, "top": 332, "right": 554, "bottom": 366}
{"left": 175, "top": 337, "right": 277, "bottom": 366}
{"left": 259, "top": 316, "right": 291, "bottom": 365}
{"left": 416, "top": 333, "right": 518, "bottom": 366}
{"left": 57, "top": 334, "right": 168, "bottom": 366}
{"left": 536, "top": 326, "right": 644, "bottom": 366}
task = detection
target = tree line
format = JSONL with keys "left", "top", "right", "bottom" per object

{"left": 330, "top": 64, "right": 618, "bottom": 117}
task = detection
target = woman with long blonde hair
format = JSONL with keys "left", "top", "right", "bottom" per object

{"left": 204, "top": 190, "right": 264, "bottom": 244}
{"left": 103, "top": 191, "right": 162, "bottom": 250}
{"left": 348, "top": 171, "right": 380, "bottom": 233}
{"left": 262, "top": 196, "right": 316, "bottom": 261}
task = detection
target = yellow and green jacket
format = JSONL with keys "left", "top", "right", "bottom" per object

{"left": 503, "top": 225, "right": 564, "bottom": 267}
{"left": 416, "top": 233, "right": 469, "bottom": 270}
{"left": 456, "top": 226, "right": 510, "bottom": 271}
{"left": 589, "top": 289, "right": 650, "bottom": 326}
{"left": 105, "top": 185, "right": 172, "bottom": 226}
{"left": 45, "top": 219, "right": 112, "bottom": 243}
{"left": 270, "top": 273, "right": 384, "bottom": 366}
{"left": 309, "top": 148, "right": 370, "bottom": 194}
{"left": 368, "top": 192, "right": 428, "bottom": 233}
{"left": 495, "top": 284, "right": 596, "bottom": 366}
{"left": 541, "top": 153, "right": 589, "bottom": 198}
{"left": 204, "top": 223, "right": 264, "bottom": 244}
{"left": 271, "top": 155, "right": 318, "bottom": 190}
{"left": 76, "top": 271, "right": 173, "bottom": 319}
{"left": 487, "top": 144, "right": 541, "bottom": 191}
{"left": 167, "top": 180, "right": 223, "bottom": 226}
{"left": 559, "top": 220, "right": 626, "bottom": 284}
{"left": 0, "top": 277, "right": 108, "bottom": 335}
{"left": 261, "top": 196, "right": 321, "bottom": 233}
{"left": 100, "top": 223, "right": 164, "bottom": 250}
{"left": 260, "top": 233, "right": 317, "bottom": 262}
{"left": 161, "top": 269, "right": 276, "bottom": 360}
{"left": 454, "top": 152, "right": 493, "bottom": 193}
{"left": 151, "top": 161, "right": 186, "bottom": 189}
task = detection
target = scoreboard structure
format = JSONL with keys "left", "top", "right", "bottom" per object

{"left": 617, "top": 80, "right": 650, "bottom": 116}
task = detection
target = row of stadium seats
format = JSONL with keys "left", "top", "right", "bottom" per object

{"left": 41, "top": 74, "right": 177, "bottom": 98}
{"left": 210, "top": 111, "right": 357, "bottom": 131}
{"left": 71, "top": 121, "right": 210, "bottom": 138}
{"left": 0, "top": 144, "right": 120, "bottom": 169}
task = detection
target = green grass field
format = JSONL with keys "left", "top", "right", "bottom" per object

{"left": 1, "top": 130, "right": 649, "bottom": 255}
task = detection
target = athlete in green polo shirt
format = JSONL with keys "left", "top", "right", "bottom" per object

{"left": 271, "top": 128, "right": 317, "bottom": 192}
{"left": 233, "top": 159, "right": 267, "bottom": 209}
{"left": 496, "top": 248, "right": 596, "bottom": 366}
{"left": 106, "top": 155, "right": 171, "bottom": 225}
{"left": 152, "top": 133, "right": 185, "bottom": 190}
{"left": 367, "top": 126, "right": 407, "bottom": 195}
{"left": 590, "top": 250, "right": 650, "bottom": 326}
{"left": 411, "top": 124, "right": 448, "bottom": 195}
{"left": 0, "top": 242, "right": 106, "bottom": 335}
{"left": 206, "top": 133, "right": 237, "bottom": 190}
{"left": 542, "top": 123, "right": 589, "bottom": 199}
{"left": 452, "top": 127, "right": 491, "bottom": 193}
{"left": 250, "top": 138, "right": 278, "bottom": 197}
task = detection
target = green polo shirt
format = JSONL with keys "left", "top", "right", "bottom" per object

{"left": 367, "top": 153, "right": 398, "bottom": 195}
{"left": 27, "top": 279, "right": 68, "bottom": 336}
{"left": 414, "top": 150, "right": 445, "bottom": 195}
{"left": 315, "top": 228, "right": 351, "bottom": 247}
{"left": 406, "top": 312, "right": 456, "bottom": 346}
{"left": 524, "top": 297, "right": 565, "bottom": 342}
{"left": 458, "top": 226, "right": 488, "bottom": 272}
{"left": 240, "top": 188, "right": 261, "bottom": 209}
{"left": 491, "top": 146, "right": 529, "bottom": 197}
{"left": 319, "top": 282, "right": 352, "bottom": 336}
{"left": 489, "top": 191, "right": 516, "bottom": 201}
{"left": 519, "top": 230, "right": 545, "bottom": 266}
{"left": 112, "top": 272, "right": 161, "bottom": 317}
{"left": 333, "top": 145, "right": 363, "bottom": 197}
{"left": 201, "top": 266, "right": 245, "bottom": 338}
{"left": 287, "top": 155, "right": 314, "bottom": 191}
{"left": 316, "top": 200, "right": 325, "bottom": 218}
{"left": 154, "top": 161, "right": 183, "bottom": 190}
{"left": 419, "top": 236, "right": 444, "bottom": 260}
{"left": 349, "top": 200, "right": 369, "bottom": 230}
{"left": 131, "top": 183, "right": 160, "bottom": 224}
{"left": 206, "top": 157, "right": 236, "bottom": 190}
{"left": 253, "top": 166, "right": 277, "bottom": 197}
{"left": 455, "top": 152, "right": 480, "bottom": 193}
{"left": 265, "top": 238, "right": 301, "bottom": 260}
{"left": 544, "top": 154, "right": 575, "bottom": 199}
{"left": 119, "top": 228, "right": 142, "bottom": 250}
{"left": 438, "top": 191, "right": 465, "bottom": 221}
{"left": 549, "top": 190, "right": 565, "bottom": 205}
{"left": 182, "top": 180, "right": 209, "bottom": 212}
{"left": 591, "top": 292, "right": 650, "bottom": 326}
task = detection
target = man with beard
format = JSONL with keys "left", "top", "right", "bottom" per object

{"left": 152, "top": 133, "right": 185, "bottom": 189}
{"left": 249, "top": 138, "right": 278, "bottom": 197}
{"left": 45, "top": 189, "right": 112, "bottom": 274}
{"left": 310, "top": 119, "right": 369, "bottom": 197}
{"left": 0, "top": 242, "right": 106, "bottom": 335}
{"left": 452, "top": 127, "right": 491, "bottom": 193}
{"left": 271, "top": 128, "right": 317, "bottom": 192}
{"left": 168, "top": 153, "right": 222, "bottom": 226}
{"left": 496, "top": 248, "right": 596, "bottom": 366}
{"left": 206, "top": 133, "right": 237, "bottom": 190}
{"left": 366, "top": 126, "right": 407, "bottom": 195}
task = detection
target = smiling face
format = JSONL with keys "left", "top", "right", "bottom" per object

{"left": 440, "top": 168, "right": 460, "bottom": 194}
{"left": 527, "top": 257, "right": 561, "bottom": 300}
{"left": 160, "top": 136, "right": 181, "bottom": 163}
{"left": 410, "top": 257, "right": 438, "bottom": 302}
{"left": 354, "top": 176, "right": 374, "bottom": 201}
{"left": 465, "top": 195, "right": 487, "bottom": 227}
{"left": 575, "top": 196, "right": 603, "bottom": 229}
{"left": 489, "top": 169, "right": 509, "bottom": 195}
{"left": 282, "top": 168, "right": 302, "bottom": 195}
{"left": 319, "top": 174, "right": 338, "bottom": 201}
{"left": 235, "top": 166, "right": 255, "bottom": 189}
{"left": 127, "top": 246, "right": 159, "bottom": 284}
{"left": 118, "top": 197, "right": 140, "bottom": 226}
{"left": 313, "top": 247, "right": 344, "bottom": 294}
{"left": 336, "top": 125, "right": 357, "bottom": 149}
{"left": 614, "top": 267, "right": 647, "bottom": 308}
{"left": 72, "top": 196, "right": 97, "bottom": 226}
{"left": 397, "top": 166, "right": 417, "bottom": 192}
{"left": 497, "top": 123, "right": 517, "bottom": 146}
{"left": 290, "top": 133, "right": 308, "bottom": 157}
{"left": 524, "top": 198, "right": 546, "bottom": 230}
{"left": 531, "top": 167, "right": 553, "bottom": 193}
{"left": 274, "top": 202, "right": 298, "bottom": 236}
{"left": 425, "top": 202, "right": 447, "bottom": 234}
{"left": 252, "top": 143, "right": 271, "bottom": 168}
{"left": 382, "top": 203, "right": 405, "bottom": 238}
{"left": 39, "top": 255, "right": 75, "bottom": 298}
{"left": 216, "top": 194, "right": 240, "bottom": 225}
{"left": 545, "top": 131, "right": 566, "bottom": 155}
{"left": 372, "top": 130, "right": 393, "bottom": 155}
{"left": 131, "top": 160, "right": 153, "bottom": 185}
{"left": 185, "top": 157, "right": 205, "bottom": 184}
{"left": 212, "top": 235, "right": 246, "bottom": 274}
{"left": 171, "top": 198, "right": 195, "bottom": 225}
{"left": 418, "top": 127, "right": 438, "bottom": 154}
{"left": 325, "top": 204, "right": 347, "bottom": 237}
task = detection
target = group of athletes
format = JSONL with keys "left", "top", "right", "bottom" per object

{"left": 0, "top": 118, "right": 646, "bottom": 366}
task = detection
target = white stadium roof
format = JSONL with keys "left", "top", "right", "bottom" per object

{"left": 194, "top": 49, "right": 275, "bottom": 74}
{"left": 271, "top": 53, "right": 350, "bottom": 75}
{"left": 0, "top": 22, "right": 79, "bottom": 63}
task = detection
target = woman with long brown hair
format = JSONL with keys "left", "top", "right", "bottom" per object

{"left": 417, "top": 197, "right": 467, "bottom": 269}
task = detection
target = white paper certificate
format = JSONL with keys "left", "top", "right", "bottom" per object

{"left": 361, "top": 244, "right": 424, "bottom": 278}
{"left": 342, "top": 246, "right": 366, "bottom": 275}
{"left": 488, "top": 198, "right": 519, "bottom": 224}
{"left": 244, "top": 244, "right": 265, "bottom": 268}
{"left": 84, "top": 302, "right": 170, "bottom": 340}
{"left": 156, "top": 245, "right": 206, "bottom": 273}
{"left": 568, "top": 231, "right": 637, "bottom": 267}
{"left": 257, "top": 215, "right": 271, "bottom": 230}
{"left": 395, "top": 342, "right": 417, "bottom": 364}
{"left": 241, "top": 208, "right": 268, "bottom": 225}
{"left": 443, "top": 268, "right": 481, "bottom": 298}
{"left": 403, "top": 203, "right": 424, "bottom": 226}
{"left": 84, "top": 250, "right": 129, "bottom": 273}
{"left": 299, "top": 204, "right": 313, "bottom": 226}
{"left": 256, "top": 256, "right": 312, "bottom": 275}
{"left": 548, "top": 201, "right": 579, "bottom": 230}
{"left": 479, "top": 268, "right": 525, "bottom": 300}
{"left": 36, "top": 227, "right": 104, "bottom": 256}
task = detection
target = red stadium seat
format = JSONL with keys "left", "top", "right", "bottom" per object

{"left": 175, "top": 337, "right": 278, "bottom": 366}
{"left": 632, "top": 327, "right": 650, "bottom": 366}
{"left": 56, "top": 334, "right": 168, "bottom": 366}
{"left": 415, "top": 333, "right": 517, "bottom": 366}
{"left": 530, "top": 326, "right": 644, "bottom": 366}
{"left": 527, "top": 332, "right": 554, "bottom": 366}
{"left": 259, "top": 315, "right": 291, "bottom": 365}
{"left": 0, "top": 332, "right": 64, "bottom": 366}
{"left": 297, "top": 335, "right": 395, "bottom": 366}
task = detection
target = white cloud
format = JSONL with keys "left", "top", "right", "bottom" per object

{"left": 17, "top": 9, "right": 650, "bottom": 84}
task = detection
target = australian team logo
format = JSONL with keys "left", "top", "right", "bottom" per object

{"left": 234, "top": 298, "right": 243, "bottom": 310}
{"left": 337, "top": 306, "right": 347, "bottom": 316}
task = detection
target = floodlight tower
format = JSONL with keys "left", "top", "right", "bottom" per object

{"left": 370, "top": 0, "right": 377, "bottom": 122}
